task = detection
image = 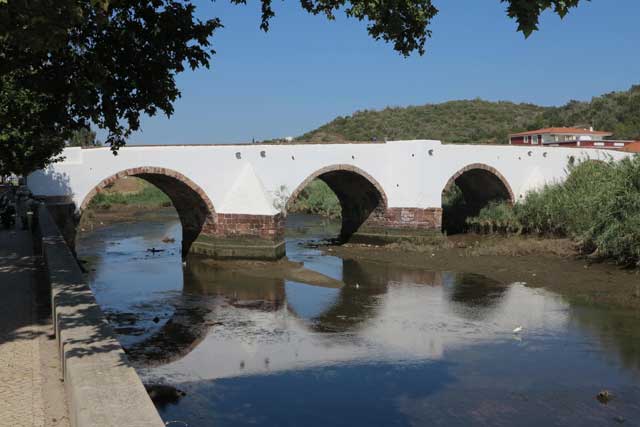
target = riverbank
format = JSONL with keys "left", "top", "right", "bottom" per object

{"left": 79, "top": 205, "right": 176, "bottom": 231}
{"left": 79, "top": 205, "right": 640, "bottom": 311}
{"left": 324, "top": 235, "right": 640, "bottom": 311}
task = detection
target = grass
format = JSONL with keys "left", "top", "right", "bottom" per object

{"left": 466, "top": 155, "right": 640, "bottom": 266}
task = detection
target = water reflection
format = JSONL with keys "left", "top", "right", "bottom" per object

{"left": 78, "top": 213, "right": 640, "bottom": 426}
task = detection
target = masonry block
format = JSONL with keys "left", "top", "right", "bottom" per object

{"left": 190, "top": 213, "right": 285, "bottom": 260}
{"left": 351, "top": 207, "right": 443, "bottom": 244}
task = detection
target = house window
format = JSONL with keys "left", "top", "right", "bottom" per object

{"left": 532, "top": 135, "right": 538, "bottom": 145}
{"left": 524, "top": 136, "right": 529, "bottom": 144}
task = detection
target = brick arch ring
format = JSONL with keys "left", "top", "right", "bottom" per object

{"left": 442, "top": 163, "right": 515, "bottom": 203}
{"left": 285, "top": 164, "right": 389, "bottom": 211}
{"left": 79, "top": 166, "right": 217, "bottom": 214}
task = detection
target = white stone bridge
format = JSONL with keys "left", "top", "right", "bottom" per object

{"left": 27, "top": 140, "right": 625, "bottom": 259}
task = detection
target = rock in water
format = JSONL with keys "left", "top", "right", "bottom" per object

{"left": 597, "top": 390, "right": 613, "bottom": 404}
{"left": 145, "top": 384, "right": 187, "bottom": 407}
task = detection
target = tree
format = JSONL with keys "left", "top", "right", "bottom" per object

{"left": 0, "top": 0, "right": 586, "bottom": 176}
{"left": 0, "top": 73, "right": 66, "bottom": 177}
{"left": 67, "top": 128, "right": 102, "bottom": 148}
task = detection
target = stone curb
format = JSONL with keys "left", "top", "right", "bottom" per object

{"left": 37, "top": 204, "right": 164, "bottom": 427}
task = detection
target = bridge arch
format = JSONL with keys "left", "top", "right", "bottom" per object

{"left": 80, "top": 166, "right": 216, "bottom": 256}
{"left": 441, "top": 163, "right": 514, "bottom": 234}
{"left": 286, "top": 164, "right": 388, "bottom": 242}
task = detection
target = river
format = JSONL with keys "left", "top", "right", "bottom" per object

{"left": 77, "top": 209, "right": 640, "bottom": 426}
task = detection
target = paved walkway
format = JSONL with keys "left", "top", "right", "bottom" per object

{"left": 0, "top": 226, "right": 69, "bottom": 426}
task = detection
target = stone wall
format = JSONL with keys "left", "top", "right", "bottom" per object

{"left": 364, "top": 207, "right": 443, "bottom": 230}
{"left": 37, "top": 204, "right": 164, "bottom": 427}
{"left": 213, "top": 213, "right": 285, "bottom": 241}
{"left": 352, "top": 207, "right": 443, "bottom": 244}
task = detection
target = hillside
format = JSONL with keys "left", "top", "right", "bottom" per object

{"left": 297, "top": 85, "right": 640, "bottom": 144}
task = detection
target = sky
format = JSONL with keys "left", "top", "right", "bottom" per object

{"left": 125, "top": 0, "right": 640, "bottom": 145}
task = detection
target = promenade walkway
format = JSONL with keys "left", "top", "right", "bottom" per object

{"left": 0, "top": 225, "right": 69, "bottom": 426}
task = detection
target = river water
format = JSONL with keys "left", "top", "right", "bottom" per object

{"left": 77, "top": 210, "right": 640, "bottom": 426}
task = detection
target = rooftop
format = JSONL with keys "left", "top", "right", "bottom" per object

{"left": 510, "top": 127, "right": 612, "bottom": 137}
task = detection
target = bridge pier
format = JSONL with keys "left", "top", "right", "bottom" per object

{"left": 351, "top": 207, "right": 443, "bottom": 244}
{"left": 190, "top": 213, "right": 285, "bottom": 260}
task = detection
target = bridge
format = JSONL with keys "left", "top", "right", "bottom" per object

{"left": 27, "top": 140, "right": 626, "bottom": 259}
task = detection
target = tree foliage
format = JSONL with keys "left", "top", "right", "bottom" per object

{"left": 299, "top": 85, "right": 640, "bottom": 144}
{"left": 0, "top": 73, "right": 66, "bottom": 176}
{"left": 1, "top": 0, "right": 587, "bottom": 175}
{"left": 536, "top": 85, "right": 640, "bottom": 141}
{"left": 67, "top": 128, "right": 102, "bottom": 148}
{"left": 298, "top": 99, "right": 546, "bottom": 144}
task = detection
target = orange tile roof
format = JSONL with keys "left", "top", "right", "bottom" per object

{"left": 621, "top": 141, "right": 640, "bottom": 153}
{"left": 510, "top": 127, "right": 612, "bottom": 137}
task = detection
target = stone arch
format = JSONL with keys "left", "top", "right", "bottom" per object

{"left": 286, "top": 164, "right": 388, "bottom": 242}
{"left": 441, "top": 163, "right": 514, "bottom": 234}
{"left": 80, "top": 167, "right": 216, "bottom": 256}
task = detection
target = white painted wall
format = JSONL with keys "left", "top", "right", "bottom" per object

{"left": 27, "top": 141, "right": 629, "bottom": 215}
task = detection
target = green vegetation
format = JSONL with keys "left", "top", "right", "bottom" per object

{"left": 299, "top": 100, "right": 546, "bottom": 144}
{"left": 298, "top": 85, "right": 640, "bottom": 144}
{"left": 535, "top": 86, "right": 640, "bottom": 141}
{"left": 441, "top": 183, "right": 471, "bottom": 234}
{"left": 466, "top": 156, "right": 640, "bottom": 266}
{"left": 288, "top": 179, "right": 341, "bottom": 218}
{"left": 67, "top": 128, "right": 102, "bottom": 148}
{"left": 88, "top": 181, "right": 171, "bottom": 210}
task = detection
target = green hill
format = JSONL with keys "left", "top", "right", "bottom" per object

{"left": 297, "top": 85, "right": 640, "bottom": 144}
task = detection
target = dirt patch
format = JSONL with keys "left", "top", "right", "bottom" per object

{"left": 447, "top": 234, "right": 578, "bottom": 257}
{"left": 102, "top": 176, "right": 147, "bottom": 195}
{"left": 326, "top": 234, "right": 640, "bottom": 311}
{"left": 197, "top": 258, "right": 344, "bottom": 288}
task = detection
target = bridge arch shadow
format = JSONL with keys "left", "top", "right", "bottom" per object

{"left": 286, "top": 165, "right": 388, "bottom": 242}
{"left": 80, "top": 167, "right": 216, "bottom": 256}
{"left": 441, "top": 163, "right": 514, "bottom": 234}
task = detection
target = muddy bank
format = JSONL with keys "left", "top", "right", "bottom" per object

{"left": 79, "top": 206, "right": 175, "bottom": 231}
{"left": 325, "top": 235, "right": 640, "bottom": 311}
{"left": 194, "top": 258, "right": 344, "bottom": 288}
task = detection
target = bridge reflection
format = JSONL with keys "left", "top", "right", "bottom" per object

{"left": 126, "top": 255, "right": 511, "bottom": 370}
{"left": 78, "top": 213, "right": 640, "bottom": 394}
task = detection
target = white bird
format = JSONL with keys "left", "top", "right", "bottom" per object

{"left": 513, "top": 326, "right": 523, "bottom": 334}
{"left": 355, "top": 283, "right": 360, "bottom": 289}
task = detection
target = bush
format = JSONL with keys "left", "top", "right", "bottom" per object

{"left": 466, "top": 155, "right": 640, "bottom": 266}
{"left": 466, "top": 201, "right": 522, "bottom": 234}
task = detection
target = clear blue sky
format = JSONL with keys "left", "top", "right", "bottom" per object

{"left": 127, "top": 0, "right": 640, "bottom": 145}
